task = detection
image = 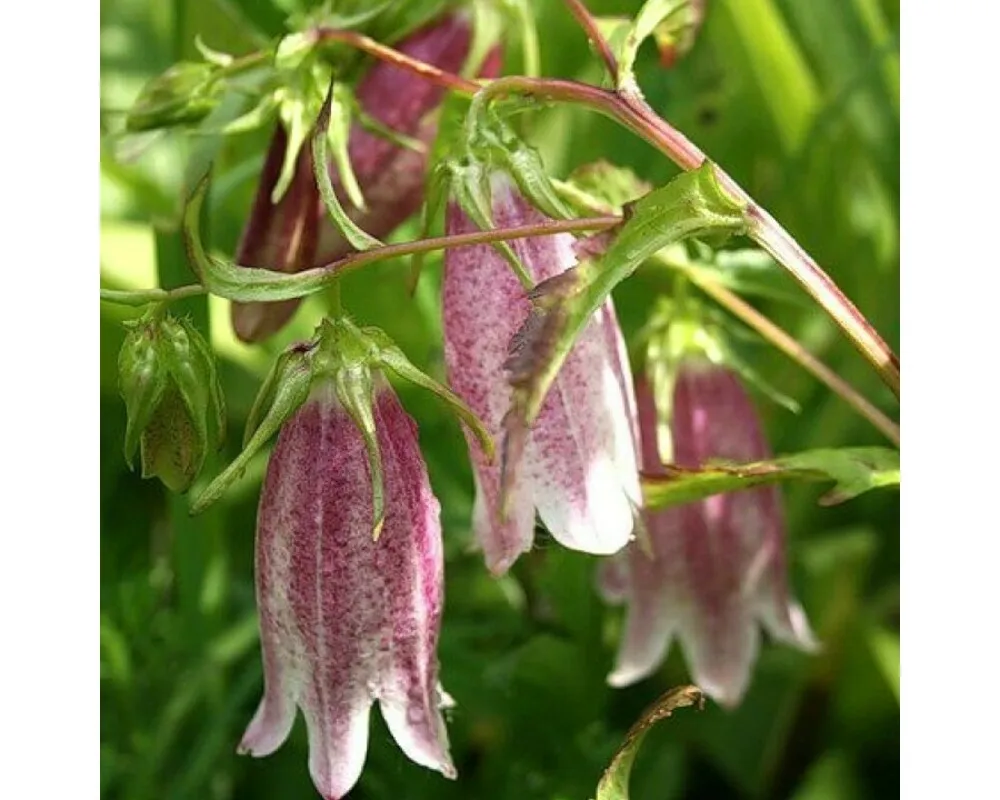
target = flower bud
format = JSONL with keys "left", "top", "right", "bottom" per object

{"left": 599, "top": 365, "right": 815, "bottom": 707}
{"left": 125, "top": 62, "right": 221, "bottom": 132}
{"left": 231, "top": 15, "right": 503, "bottom": 343}
{"left": 239, "top": 375, "right": 454, "bottom": 800}
{"left": 442, "top": 176, "right": 641, "bottom": 574}
{"left": 117, "top": 314, "right": 225, "bottom": 492}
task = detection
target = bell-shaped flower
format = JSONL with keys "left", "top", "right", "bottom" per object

{"left": 599, "top": 364, "right": 816, "bottom": 707}
{"left": 442, "top": 177, "right": 641, "bottom": 574}
{"left": 231, "top": 14, "right": 502, "bottom": 342}
{"left": 238, "top": 371, "right": 455, "bottom": 799}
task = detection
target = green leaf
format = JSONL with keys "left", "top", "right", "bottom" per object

{"left": 617, "top": 0, "right": 703, "bottom": 90}
{"left": 182, "top": 172, "right": 338, "bottom": 303}
{"left": 313, "top": 82, "right": 382, "bottom": 251}
{"left": 595, "top": 685, "right": 704, "bottom": 800}
{"left": 642, "top": 446, "right": 900, "bottom": 510}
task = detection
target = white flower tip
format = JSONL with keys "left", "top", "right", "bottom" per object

{"left": 606, "top": 662, "right": 653, "bottom": 689}
{"left": 437, "top": 685, "right": 457, "bottom": 710}
{"left": 238, "top": 697, "right": 295, "bottom": 758}
{"left": 485, "top": 550, "right": 519, "bottom": 576}
{"left": 786, "top": 601, "right": 821, "bottom": 653}
{"left": 438, "top": 758, "right": 459, "bottom": 781}
{"left": 694, "top": 669, "right": 752, "bottom": 710}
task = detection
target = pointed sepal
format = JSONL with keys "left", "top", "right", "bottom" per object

{"left": 117, "top": 312, "right": 225, "bottom": 493}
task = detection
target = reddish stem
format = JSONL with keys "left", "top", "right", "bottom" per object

{"left": 561, "top": 0, "right": 619, "bottom": 77}
{"left": 474, "top": 76, "right": 900, "bottom": 398}
{"left": 316, "top": 28, "right": 480, "bottom": 95}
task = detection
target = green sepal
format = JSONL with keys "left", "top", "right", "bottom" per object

{"left": 509, "top": 163, "right": 746, "bottom": 428}
{"left": 353, "top": 104, "right": 427, "bottom": 154}
{"left": 448, "top": 157, "right": 532, "bottom": 288}
{"left": 185, "top": 317, "right": 228, "bottom": 451}
{"left": 138, "top": 385, "right": 203, "bottom": 493}
{"left": 367, "top": 329, "right": 495, "bottom": 462}
{"left": 275, "top": 31, "right": 316, "bottom": 72}
{"left": 334, "top": 365, "right": 385, "bottom": 540}
{"left": 118, "top": 323, "right": 168, "bottom": 467}
{"left": 117, "top": 313, "right": 224, "bottom": 493}
{"left": 194, "top": 35, "right": 234, "bottom": 67}
{"left": 500, "top": 164, "right": 746, "bottom": 509}
{"left": 472, "top": 111, "right": 573, "bottom": 221}
{"left": 313, "top": 82, "right": 382, "bottom": 250}
{"left": 190, "top": 353, "right": 313, "bottom": 515}
{"left": 616, "top": 0, "right": 703, "bottom": 92}
{"left": 408, "top": 162, "right": 450, "bottom": 292}
{"left": 314, "top": 317, "right": 387, "bottom": 539}
{"left": 273, "top": 90, "right": 310, "bottom": 204}
{"left": 271, "top": 61, "right": 331, "bottom": 204}
{"left": 324, "top": 82, "right": 367, "bottom": 212}
{"left": 243, "top": 344, "right": 312, "bottom": 448}
{"left": 204, "top": 94, "right": 278, "bottom": 136}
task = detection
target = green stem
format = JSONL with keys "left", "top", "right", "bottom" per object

{"left": 100, "top": 284, "right": 208, "bottom": 307}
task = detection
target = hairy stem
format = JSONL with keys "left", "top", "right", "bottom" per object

{"left": 100, "top": 284, "right": 208, "bottom": 307}
{"left": 316, "top": 28, "right": 481, "bottom": 94}
{"left": 473, "top": 76, "right": 900, "bottom": 398}
{"left": 562, "top": 0, "right": 619, "bottom": 77}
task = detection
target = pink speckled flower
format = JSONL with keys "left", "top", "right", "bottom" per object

{"left": 442, "top": 178, "right": 641, "bottom": 574}
{"left": 599, "top": 365, "right": 816, "bottom": 707}
{"left": 239, "top": 379, "right": 454, "bottom": 800}
{"left": 231, "top": 14, "right": 502, "bottom": 342}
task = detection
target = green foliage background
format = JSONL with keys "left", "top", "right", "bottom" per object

{"left": 100, "top": 0, "right": 900, "bottom": 797}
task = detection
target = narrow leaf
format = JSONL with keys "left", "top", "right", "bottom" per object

{"left": 313, "top": 82, "right": 382, "bottom": 250}
{"left": 335, "top": 367, "right": 385, "bottom": 540}
{"left": 372, "top": 336, "right": 496, "bottom": 462}
{"left": 595, "top": 685, "right": 704, "bottom": 800}
{"left": 641, "top": 446, "right": 900, "bottom": 510}
{"left": 190, "top": 362, "right": 312, "bottom": 515}
{"left": 182, "top": 173, "right": 338, "bottom": 303}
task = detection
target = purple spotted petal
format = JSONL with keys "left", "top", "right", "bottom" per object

{"left": 231, "top": 15, "right": 501, "bottom": 343}
{"left": 442, "top": 178, "right": 640, "bottom": 573}
{"left": 601, "top": 367, "right": 816, "bottom": 708}
{"left": 240, "top": 381, "right": 454, "bottom": 800}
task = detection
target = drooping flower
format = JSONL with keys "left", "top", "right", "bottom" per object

{"left": 442, "top": 177, "right": 641, "bottom": 574}
{"left": 231, "top": 15, "right": 502, "bottom": 342}
{"left": 599, "top": 364, "right": 816, "bottom": 707}
{"left": 239, "top": 376, "right": 454, "bottom": 800}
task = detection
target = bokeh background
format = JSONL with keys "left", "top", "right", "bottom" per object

{"left": 100, "top": 0, "right": 900, "bottom": 797}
